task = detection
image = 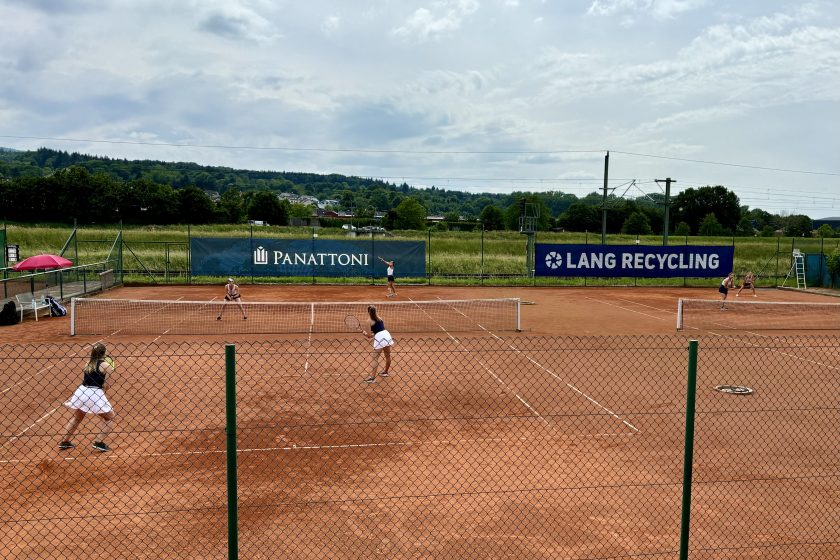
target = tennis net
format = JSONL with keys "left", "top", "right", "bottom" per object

{"left": 676, "top": 298, "right": 840, "bottom": 331}
{"left": 70, "top": 297, "right": 522, "bottom": 335}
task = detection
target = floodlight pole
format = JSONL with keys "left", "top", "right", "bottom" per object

{"left": 655, "top": 178, "right": 675, "bottom": 246}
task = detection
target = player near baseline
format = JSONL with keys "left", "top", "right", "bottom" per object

{"left": 378, "top": 256, "right": 397, "bottom": 298}
{"left": 719, "top": 271, "right": 735, "bottom": 310}
{"left": 736, "top": 271, "right": 757, "bottom": 297}
{"left": 217, "top": 277, "right": 248, "bottom": 320}
{"left": 363, "top": 305, "right": 393, "bottom": 384}
{"left": 58, "top": 342, "right": 116, "bottom": 452}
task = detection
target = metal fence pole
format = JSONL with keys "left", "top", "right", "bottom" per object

{"left": 428, "top": 228, "right": 432, "bottom": 285}
{"left": 225, "top": 344, "right": 238, "bottom": 560}
{"left": 480, "top": 225, "right": 484, "bottom": 286}
{"left": 679, "top": 339, "right": 699, "bottom": 560}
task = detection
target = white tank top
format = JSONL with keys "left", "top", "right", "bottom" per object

{"left": 387, "top": 265, "right": 394, "bottom": 276}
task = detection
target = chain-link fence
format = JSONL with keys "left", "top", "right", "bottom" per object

{"left": 2, "top": 336, "right": 838, "bottom": 559}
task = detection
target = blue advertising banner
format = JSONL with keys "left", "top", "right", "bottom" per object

{"left": 534, "top": 244, "right": 734, "bottom": 278}
{"left": 191, "top": 237, "right": 426, "bottom": 278}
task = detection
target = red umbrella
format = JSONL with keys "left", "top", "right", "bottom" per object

{"left": 12, "top": 254, "right": 74, "bottom": 271}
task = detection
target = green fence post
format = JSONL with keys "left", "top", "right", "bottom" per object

{"left": 679, "top": 339, "right": 699, "bottom": 560}
{"left": 225, "top": 344, "right": 238, "bottom": 560}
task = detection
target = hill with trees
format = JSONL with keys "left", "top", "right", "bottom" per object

{"left": 0, "top": 147, "right": 832, "bottom": 237}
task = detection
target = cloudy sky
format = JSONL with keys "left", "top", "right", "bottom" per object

{"left": 1, "top": 0, "right": 839, "bottom": 218}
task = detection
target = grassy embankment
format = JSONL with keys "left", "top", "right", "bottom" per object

{"left": 4, "top": 223, "right": 837, "bottom": 287}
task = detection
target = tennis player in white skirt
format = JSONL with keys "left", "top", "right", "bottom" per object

{"left": 59, "top": 342, "right": 116, "bottom": 452}
{"left": 363, "top": 305, "right": 393, "bottom": 383}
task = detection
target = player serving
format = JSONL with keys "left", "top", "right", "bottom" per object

{"left": 217, "top": 277, "right": 248, "bottom": 320}
{"left": 378, "top": 256, "right": 397, "bottom": 298}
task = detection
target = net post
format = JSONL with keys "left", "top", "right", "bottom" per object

{"left": 225, "top": 344, "right": 238, "bottom": 560}
{"left": 679, "top": 339, "right": 699, "bottom": 560}
{"left": 676, "top": 298, "right": 683, "bottom": 330}
{"left": 70, "top": 297, "right": 76, "bottom": 336}
{"left": 515, "top": 298, "right": 521, "bottom": 332}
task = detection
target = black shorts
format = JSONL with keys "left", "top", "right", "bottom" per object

{"left": 225, "top": 294, "right": 240, "bottom": 301}
{"left": 718, "top": 286, "right": 728, "bottom": 295}
{"left": 742, "top": 283, "right": 753, "bottom": 288}
{"left": 387, "top": 275, "right": 395, "bottom": 282}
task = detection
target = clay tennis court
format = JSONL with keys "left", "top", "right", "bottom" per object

{"left": 2, "top": 285, "right": 838, "bottom": 559}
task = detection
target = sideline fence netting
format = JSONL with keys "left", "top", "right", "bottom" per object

{"left": 677, "top": 298, "right": 840, "bottom": 331}
{"left": 2, "top": 336, "right": 838, "bottom": 559}
{"left": 70, "top": 297, "right": 521, "bottom": 335}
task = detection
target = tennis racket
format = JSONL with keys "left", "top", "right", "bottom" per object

{"left": 344, "top": 315, "right": 364, "bottom": 334}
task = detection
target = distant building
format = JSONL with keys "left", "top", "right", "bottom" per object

{"left": 813, "top": 217, "right": 840, "bottom": 229}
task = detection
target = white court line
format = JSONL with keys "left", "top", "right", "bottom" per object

{"left": 153, "top": 296, "right": 215, "bottom": 342}
{"left": 407, "top": 296, "right": 552, "bottom": 428}
{"left": 1, "top": 358, "right": 67, "bottom": 395}
{"left": 614, "top": 297, "right": 678, "bottom": 316}
{"left": 106, "top": 296, "right": 185, "bottom": 337}
{"left": 303, "top": 305, "right": 314, "bottom": 375}
{"left": 0, "top": 298, "right": 187, "bottom": 449}
{"left": 587, "top": 295, "right": 840, "bottom": 372}
{"left": 585, "top": 296, "right": 669, "bottom": 322}
{"left": 437, "top": 297, "right": 640, "bottom": 433}
{"left": 175, "top": 368, "right": 485, "bottom": 382}
{"left": 2, "top": 406, "right": 60, "bottom": 449}
{"left": 0, "top": 431, "right": 637, "bottom": 464}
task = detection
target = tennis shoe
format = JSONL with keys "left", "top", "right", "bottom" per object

{"left": 378, "top": 371, "right": 390, "bottom": 378}
{"left": 363, "top": 375, "right": 376, "bottom": 384}
{"left": 92, "top": 441, "right": 111, "bottom": 452}
{"left": 58, "top": 440, "right": 75, "bottom": 450}
{"left": 216, "top": 316, "right": 222, "bottom": 320}
{"left": 243, "top": 316, "right": 248, "bottom": 320}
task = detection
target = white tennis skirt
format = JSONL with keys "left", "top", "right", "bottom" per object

{"left": 373, "top": 329, "right": 394, "bottom": 350}
{"left": 65, "top": 385, "right": 113, "bottom": 414}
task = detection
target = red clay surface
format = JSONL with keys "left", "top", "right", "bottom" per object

{"left": 4, "top": 283, "right": 839, "bottom": 343}
{"left": 2, "top": 285, "right": 838, "bottom": 559}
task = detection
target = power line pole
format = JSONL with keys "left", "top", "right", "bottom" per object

{"left": 601, "top": 151, "right": 609, "bottom": 244}
{"left": 655, "top": 177, "right": 676, "bottom": 246}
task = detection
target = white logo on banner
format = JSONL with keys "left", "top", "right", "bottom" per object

{"left": 253, "top": 246, "right": 268, "bottom": 265}
{"left": 545, "top": 251, "right": 563, "bottom": 269}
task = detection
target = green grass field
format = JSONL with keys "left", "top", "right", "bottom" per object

{"left": 3, "top": 223, "right": 838, "bottom": 287}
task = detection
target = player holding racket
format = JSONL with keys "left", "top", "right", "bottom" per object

{"left": 58, "top": 342, "right": 116, "bottom": 452}
{"left": 363, "top": 305, "right": 393, "bottom": 383}
{"left": 719, "top": 271, "right": 735, "bottom": 310}
{"left": 217, "top": 277, "right": 247, "bottom": 320}
{"left": 736, "top": 271, "right": 757, "bottom": 297}
{"left": 378, "top": 257, "right": 397, "bottom": 298}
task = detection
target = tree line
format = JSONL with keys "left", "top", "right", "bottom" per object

{"left": 0, "top": 148, "right": 834, "bottom": 237}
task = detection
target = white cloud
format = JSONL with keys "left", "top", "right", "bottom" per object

{"left": 0, "top": 1, "right": 837, "bottom": 217}
{"left": 392, "top": 0, "right": 481, "bottom": 41}
{"left": 321, "top": 15, "right": 340, "bottom": 35}
{"left": 587, "top": 0, "right": 707, "bottom": 20}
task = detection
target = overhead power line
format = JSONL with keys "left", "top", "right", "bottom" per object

{"left": 0, "top": 135, "right": 604, "bottom": 156}
{"left": 611, "top": 150, "right": 840, "bottom": 177}
{"left": 4, "top": 134, "right": 839, "bottom": 177}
